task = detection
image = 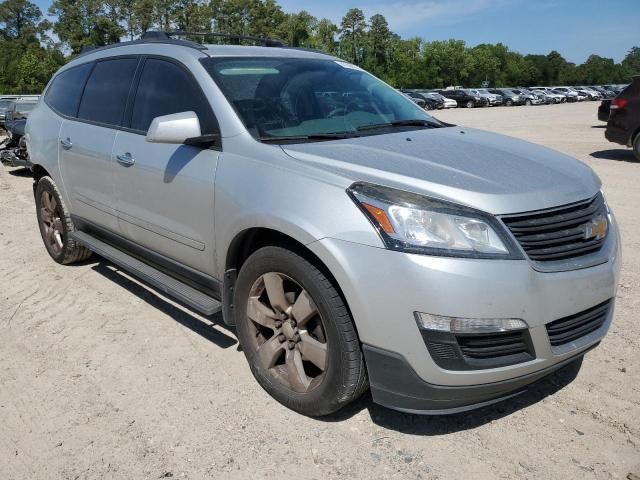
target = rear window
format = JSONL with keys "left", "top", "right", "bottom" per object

{"left": 45, "top": 63, "right": 93, "bottom": 117}
{"left": 78, "top": 58, "right": 138, "bottom": 126}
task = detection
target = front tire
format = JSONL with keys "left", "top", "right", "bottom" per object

{"left": 234, "top": 246, "right": 368, "bottom": 416}
{"left": 465, "top": 100, "right": 474, "bottom": 108}
{"left": 35, "top": 176, "right": 91, "bottom": 264}
{"left": 525, "top": 99, "right": 532, "bottom": 106}
{"left": 633, "top": 133, "right": 640, "bottom": 162}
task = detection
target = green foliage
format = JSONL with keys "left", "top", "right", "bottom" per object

{"left": 0, "top": 0, "right": 637, "bottom": 95}
{"left": 339, "top": 8, "right": 366, "bottom": 64}
{"left": 0, "top": 0, "right": 63, "bottom": 93}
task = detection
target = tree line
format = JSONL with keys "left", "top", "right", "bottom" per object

{"left": 1, "top": 0, "right": 639, "bottom": 94}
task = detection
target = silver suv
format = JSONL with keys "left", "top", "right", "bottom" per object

{"left": 26, "top": 32, "right": 621, "bottom": 417}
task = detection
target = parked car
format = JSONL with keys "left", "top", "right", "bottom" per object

{"left": 402, "top": 91, "right": 440, "bottom": 110}
{"left": 591, "top": 86, "right": 616, "bottom": 98}
{"left": 422, "top": 90, "right": 457, "bottom": 108}
{"left": 605, "top": 76, "right": 640, "bottom": 161}
{"left": 603, "top": 84, "right": 624, "bottom": 94}
{"left": 4, "top": 99, "right": 38, "bottom": 122}
{"left": 574, "top": 87, "right": 602, "bottom": 101}
{"left": 552, "top": 87, "right": 580, "bottom": 102}
{"left": 531, "top": 89, "right": 562, "bottom": 104}
{"left": 0, "top": 118, "right": 29, "bottom": 168}
{"left": 438, "top": 89, "right": 488, "bottom": 108}
{"left": 487, "top": 88, "right": 523, "bottom": 106}
{"left": 26, "top": 32, "right": 621, "bottom": 417}
{"left": 0, "top": 99, "right": 13, "bottom": 129}
{"left": 469, "top": 88, "right": 503, "bottom": 106}
{"left": 402, "top": 91, "right": 426, "bottom": 109}
{"left": 416, "top": 91, "right": 447, "bottom": 109}
{"left": 598, "top": 99, "right": 612, "bottom": 122}
{"left": 511, "top": 89, "right": 543, "bottom": 105}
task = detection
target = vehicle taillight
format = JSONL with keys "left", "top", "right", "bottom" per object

{"left": 610, "top": 98, "right": 628, "bottom": 110}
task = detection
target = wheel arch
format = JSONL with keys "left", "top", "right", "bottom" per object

{"left": 31, "top": 164, "right": 51, "bottom": 184}
{"left": 223, "top": 227, "right": 352, "bottom": 331}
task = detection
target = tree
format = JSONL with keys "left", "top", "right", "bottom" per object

{"left": 622, "top": 46, "right": 640, "bottom": 77}
{"left": 339, "top": 8, "right": 366, "bottom": 64}
{"left": 312, "top": 18, "right": 338, "bottom": 54}
{"left": 49, "top": 0, "right": 124, "bottom": 54}
{"left": 364, "top": 13, "right": 391, "bottom": 76}
{"left": 14, "top": 46, "right": 64, "bottom": 92}
{"left": 0, "top": 0, "right": 47, "bottom": 41}
{"left": 423, "top": 39, "right": 470, "bottom": 87}
{"left": 281, "top": 10, "right": 316, "bottom": 47}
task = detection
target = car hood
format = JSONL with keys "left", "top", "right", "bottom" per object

{"left": 281, "top": 126, "right": 600, "bottom": 215}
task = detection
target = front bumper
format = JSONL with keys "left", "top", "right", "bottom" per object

{"left": 308, "top": 215, "right": 621, "bottom": 412}
{"left": 363, "top": 342, "right": 595, "bottom": 414}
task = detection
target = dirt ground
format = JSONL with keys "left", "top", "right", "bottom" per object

{"left": 1, "top": 102, "right": 639, "bottom": 480}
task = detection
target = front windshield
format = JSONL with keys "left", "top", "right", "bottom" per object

{"left": 0, "top": 100, "right": 13, "bottom": 109}
{"left": 202, "top": 57, "right": 437, "bottom": 140}
{"left": 477, "top": 89, "right": 490, "bottom": 94}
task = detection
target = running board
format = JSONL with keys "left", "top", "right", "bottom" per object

{"left": 71, "top": 231, "right": 222, "bottom": 315}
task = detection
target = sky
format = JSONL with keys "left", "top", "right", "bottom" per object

{"left": 34, "top": 0, "right": 640, "bottom": 64}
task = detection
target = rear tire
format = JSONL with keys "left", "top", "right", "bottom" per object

{"left": 35, "top": 176, "right": 92, "bottom": 264}
{"left": 506, "top": 99, "right": 513, "bottom": 106}
{"left": 465, "top": 100, "right": 474, "bottom": 108}
{"left": 234, "top": 246, "right": 368, "bottom": 416}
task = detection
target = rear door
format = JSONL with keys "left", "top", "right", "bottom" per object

{"left": 112, "top": 57, "right": 220, "bottom": 274}
{"left": 59, "top": 57, "right": 139, "bottom": 232}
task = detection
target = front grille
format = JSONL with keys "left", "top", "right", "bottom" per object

{"left": 457, "top": 332, "right": 529, "bottom": 359}
{"left": 546, "top": 300, "right": 611, "bottom": 347}
{"left": 502, "top": 193, "right": 608, "bottom": 262}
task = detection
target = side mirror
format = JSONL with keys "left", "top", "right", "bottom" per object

{"left": 146, "top": 111, "right": 202, "bottom": 145}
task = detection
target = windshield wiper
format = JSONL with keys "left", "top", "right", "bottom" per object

{"left": 356, "top": 119, "right": 442, "bottom": 132}
{"left": 259, "top": 133, "right": 359, "bottom": 143}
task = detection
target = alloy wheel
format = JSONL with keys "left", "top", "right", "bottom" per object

{"left": 246, "top": 272, "right": 327, "bottom": 393}
{"left": 40, "top": 191, "right": 64, "bottom": 255}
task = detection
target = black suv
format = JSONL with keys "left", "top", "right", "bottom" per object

{"left": 605, "top": 75, "right": 640, "bottom": 161}
{"left": 438, "top": 89, "right": 488, "bottom": 108}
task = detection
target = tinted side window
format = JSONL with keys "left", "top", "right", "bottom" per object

{"left": 45, "top": 63, "right": 93, "bottom": 117}
{"left": 131, "top": 59, "right": 215, "bottom": 134}
{"left": 78, "top": 58, "right": 138, "bottom": 126}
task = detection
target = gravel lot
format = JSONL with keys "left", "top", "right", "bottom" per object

{"left": 1, "top": 102, "right": 639, "bottom": 480}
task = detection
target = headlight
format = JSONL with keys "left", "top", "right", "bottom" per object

{"left": 347, "top": 182, "right": 521, "bottom": 259}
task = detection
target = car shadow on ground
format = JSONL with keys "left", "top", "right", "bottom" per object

{"left": 91, "top": 262, "right": 238, "bottom": 349}
{"left": 591, "top": 125, "right": 607, "bottom": 128}
{"left": 321, "top": 357, "right": 584, "bottom": 435}
{"left": 7, "top": 166, "right": 32, "bottom": 177}
{"left": 590, "top": 149, "right": 637, "bottom": 162}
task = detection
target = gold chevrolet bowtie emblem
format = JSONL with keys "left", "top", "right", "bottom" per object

{"left": 584, "top": 215, "right": 608, "bottom": 240}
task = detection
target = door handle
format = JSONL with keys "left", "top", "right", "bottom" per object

{"left": 116, "top": 152, "right": 135, "bottom": 167}
{"left": 60, "top": 138, "right": 73, "bottom": 150}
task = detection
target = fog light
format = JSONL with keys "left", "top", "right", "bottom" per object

{"left": 415, "top": 312, "right": 527, "bottom": 334}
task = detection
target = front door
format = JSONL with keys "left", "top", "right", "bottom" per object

{"left": 112, "top": 57, "right": 220, "bottom": 275}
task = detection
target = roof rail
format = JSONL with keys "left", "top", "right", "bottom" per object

{"left": 74, "top": 36, "right": 208, "bottom": 59}
{"left": 144, "top": 31, "right": 286, "bottom": 48}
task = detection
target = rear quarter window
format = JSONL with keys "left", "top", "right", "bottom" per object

{"left": 45, "top": 62, "right": 93, "bottom": 117}
{"left": 77, "top": 58, "right": 139, "bottom": 127}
